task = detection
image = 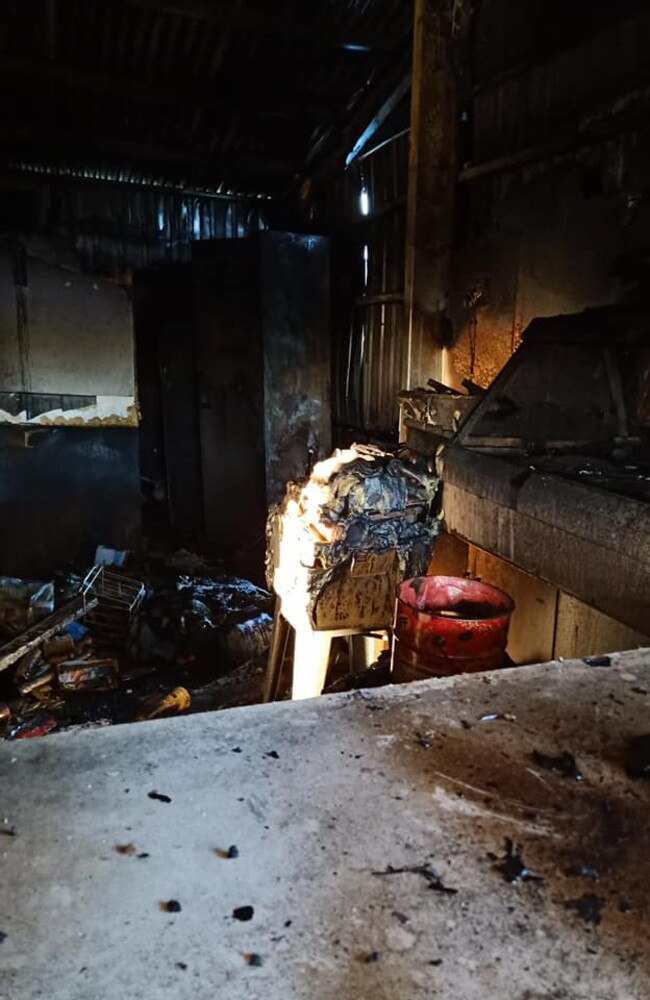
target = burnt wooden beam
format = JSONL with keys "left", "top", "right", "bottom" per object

{"left": 403, "top": 0, "right": 456, "bottom": 387}
{"left": 0, "top": 55, "right": 332, "bottom": 123}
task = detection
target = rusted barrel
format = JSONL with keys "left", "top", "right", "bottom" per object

{"left": 392, "top": 575, "right": 514, "bottom": 682}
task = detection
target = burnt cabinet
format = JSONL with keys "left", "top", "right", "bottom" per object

{"left": 192, "top": 232, "right": 330, "bottom": 578}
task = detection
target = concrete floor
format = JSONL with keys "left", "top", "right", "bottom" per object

{"left": 1, "top": 651, "right": 650, "bottom": 999}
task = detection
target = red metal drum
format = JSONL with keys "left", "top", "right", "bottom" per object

{"left": 392, "top": 575, "right": 515, "bottom": 681}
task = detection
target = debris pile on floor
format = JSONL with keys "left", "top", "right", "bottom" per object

{"left": 0, "top": 556, "right": 274, "bottom": 739}
{"left": 0, "top": 619, "right": 113, "bottom": 738}
{"left": 0, "top": 577, "right": 54, "bottom": 640}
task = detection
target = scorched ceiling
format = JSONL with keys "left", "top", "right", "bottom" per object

{"left": 0, "top": 0, "right": 413, "bottom": 198}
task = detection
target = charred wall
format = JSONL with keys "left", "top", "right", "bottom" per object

{"left": 448, "top": 0, "right": 650, "bottom": 387}
{"left": 0, "top": 178, "right": 268, "bottom": 573}
{"left": 311, "top": 131, "right": 410, "bottom": 441}
{"left": 0, "top": 426, "right": 140, "bottom": 578}
{"left": 0, "top": 235, "right": 140, "bottom": 575}
{"left": 312, "top": 0, "right": 650, "bottom": 431}
{"left": 0, "top": 177, "right": 267, "bottom": 273}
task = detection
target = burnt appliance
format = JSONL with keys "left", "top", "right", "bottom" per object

{"left": 439, "top": 306, "right": 650, "bottom": 634}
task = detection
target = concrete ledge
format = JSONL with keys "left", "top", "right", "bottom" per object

{"left": 1, "top": 651, "right": 650, "bottom": 998}
{"left": 444, "top": 481, "right": 650, "bottom": 633}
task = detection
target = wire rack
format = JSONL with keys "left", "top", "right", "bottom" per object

{"left": 81, "top": 566, "right": 146, "bottom": 650}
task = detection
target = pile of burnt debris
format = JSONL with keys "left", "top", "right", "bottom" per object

{"left": 0, "top": 550, "right": 274, "bottom": 740}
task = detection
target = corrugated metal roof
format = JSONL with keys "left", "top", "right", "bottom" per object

{"left": 0, "top": 0, "right": 413, "bottom": 198}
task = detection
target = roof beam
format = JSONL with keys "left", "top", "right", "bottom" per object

{"left": 345, "top": 73, "right": 411, "bottom": 166}
{"left": 0, "top": 55, "right": 332, "bottom": 123}
{"left": 126, "top": 0, "right": 380, "bottom": 51}
{"left": 304, "top": 52, "right": 412, "bottom": 180}
{"left": 0, "top": 166, "right": 268, "bottom": 201}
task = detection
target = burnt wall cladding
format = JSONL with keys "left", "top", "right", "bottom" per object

{"left": 471, "top": 4, "right": 648, "bottom": 164}
{"left": 319, "top": 0, "right": 650, "bottom": 424}
{"left": 318, "top": 131, "right": 410, "bottom": 437}
{"left": 0, "top": 181, "right": 266, "bottom": 274}
{"left": 449, "top": 1, "right": 650, "bottom": 387}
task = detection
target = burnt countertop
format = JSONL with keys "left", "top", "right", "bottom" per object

{"left": 1, "top": 651, "right": 649, "bottom": 999}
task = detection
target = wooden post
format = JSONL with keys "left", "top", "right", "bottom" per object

{"left": 264, "top": 601, "right": 291, "bottom": 703}
{"left": 404, "top": 0, "right": 457, "bottom": 395}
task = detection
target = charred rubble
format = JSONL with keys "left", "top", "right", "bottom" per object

{"left": 0, "top": 556, "right": 274, "bottom": 739}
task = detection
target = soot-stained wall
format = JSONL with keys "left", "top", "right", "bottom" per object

{"left": 446, "top": 0, "right": 650, "bottom": 388}
{"left": 0, "top": 237, "right": 140, "bottom": 575}
{"left": 0, "top": 427, "right": 140, "bottom": 578}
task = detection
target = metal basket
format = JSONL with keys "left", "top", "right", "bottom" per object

{"left": 80, "top": 566, "right": 146, "bottom": 650}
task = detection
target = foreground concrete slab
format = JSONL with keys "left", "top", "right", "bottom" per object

{"left": 1, "top": 651, "right": 650, "bottom": 999}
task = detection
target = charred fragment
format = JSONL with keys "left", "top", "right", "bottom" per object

{"left": 373, "top": 863, "right": 458, "bottom": 894}
{"left": 244, "top": 953, "right": 264, "bottom": 967}
{"left": 495, "top": 839, "right": 544, "bottom": 885}
{"left": 148, "top": 791, "right": 172, "bottom": 804}
{"left": 159, "top": 900, "right": 182, "bottom": 914}
{"left": 532, "top": 750, "right": 583, "bottom": 781}
{"left": 564, "top": 894, "right": 605, "bottom": 925}
{"left": 214, "top": 845, "right": 240, "bottom": 859}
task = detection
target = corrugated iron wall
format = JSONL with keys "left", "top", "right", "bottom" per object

{"left": 66, "top": 186, "right": 267, "bottom": 272}
{"left": 324, "top": 132, "right": 409, "bottom": 440}
{"left": 0, "top": 178, "right": 267, "bottom": 273}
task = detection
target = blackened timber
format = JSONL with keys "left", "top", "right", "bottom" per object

{"left": 404, "top": 0, "right": 456, "bottom": 383}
